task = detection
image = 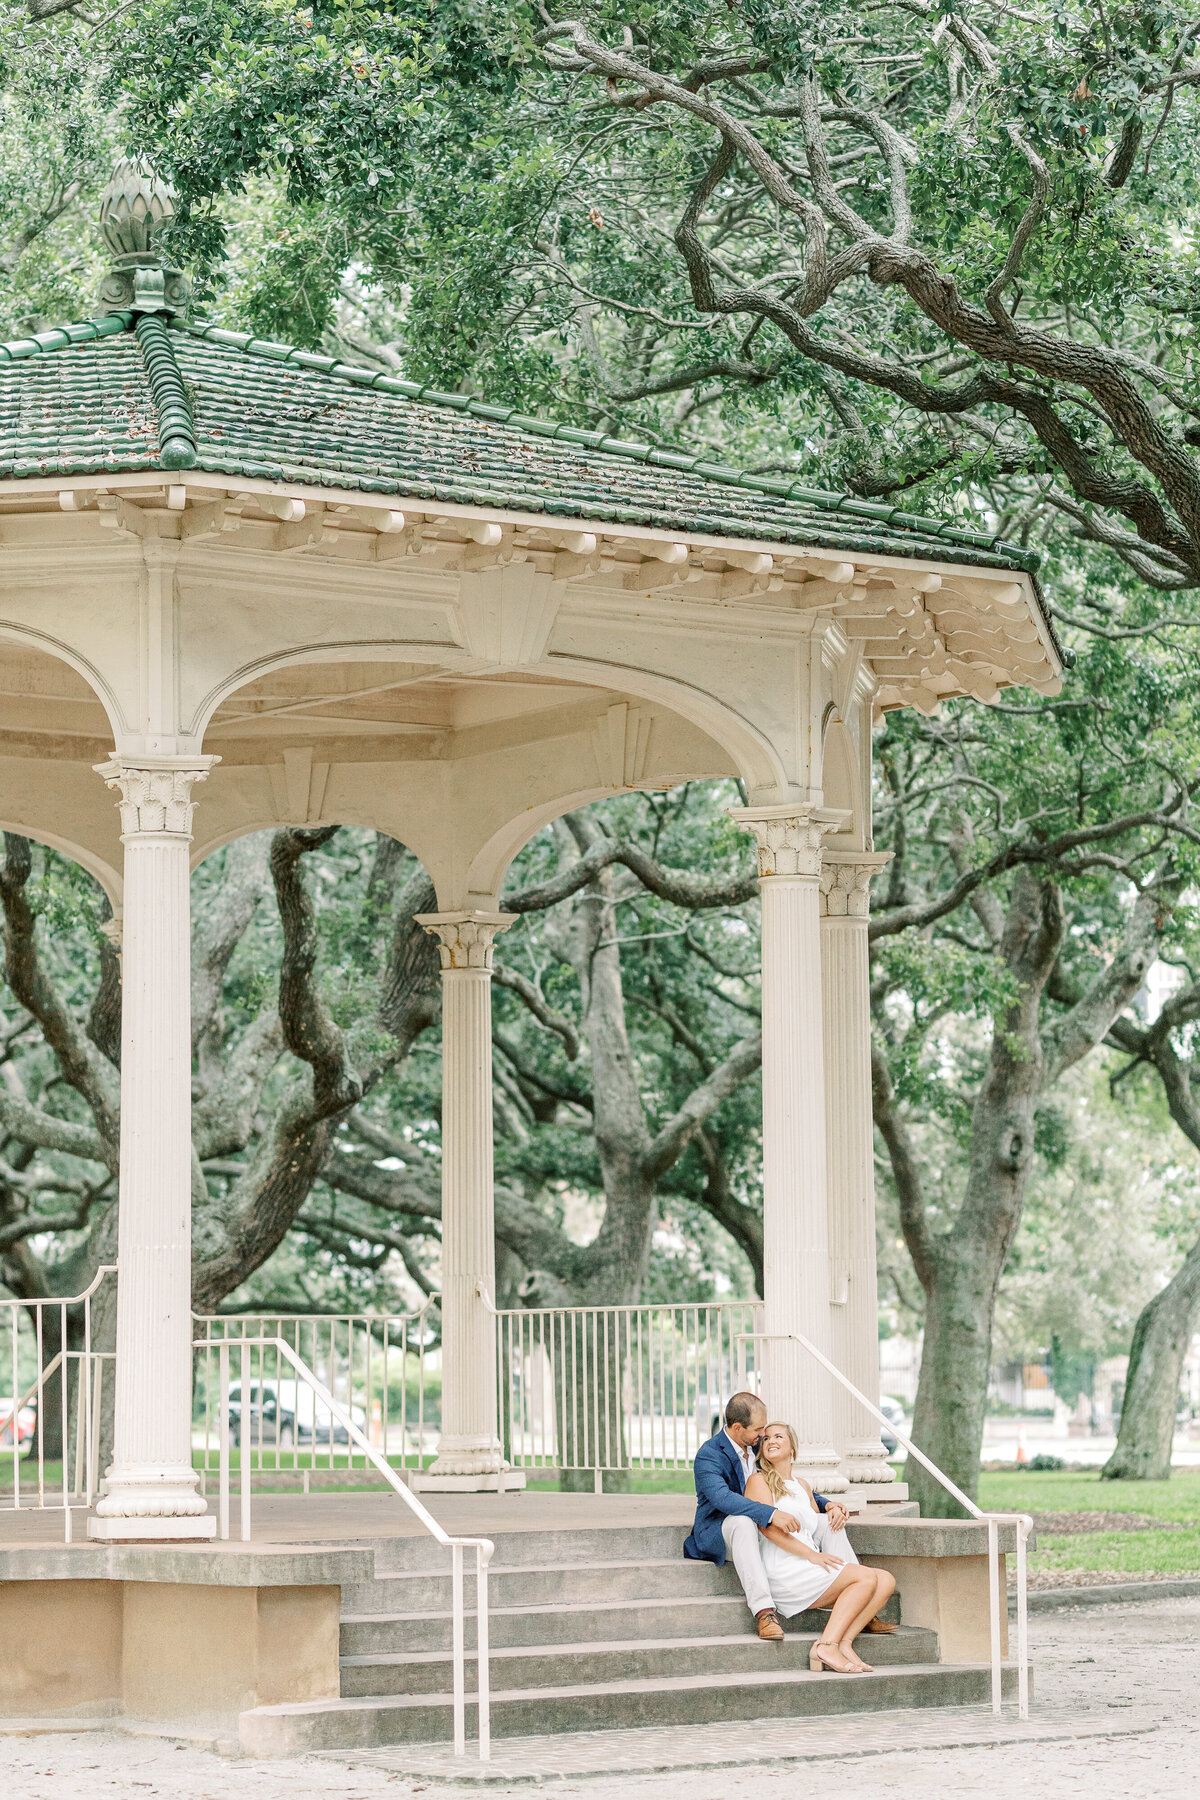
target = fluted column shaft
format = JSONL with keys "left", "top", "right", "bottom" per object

{"left": 90, "top": 757, "right": 217, "bottom": 1540}
{"left": 732, "top": 805, "right": 846, "bottom": 1491}
{"left": 821, "top": 853, "right": 895, "bottom": 1490}
{"left": 415, "top": 911, "right": 515, "bottom": 1485}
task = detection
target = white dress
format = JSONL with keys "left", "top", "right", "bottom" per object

{"left": 758, "top": 1475, "right": 860, "bottom": 1617}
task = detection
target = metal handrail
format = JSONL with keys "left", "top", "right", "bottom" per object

{"left": 195, "top": 1331, "right": 493, "bottom": 1761}
{"left": 192, "top": 1299, "right": 440, "bottom": 1486}
{"left": 1, "top": 1264, "right": 117, "bottom": 1541}
{"left": 740, "top": 1329, "right": 1031, "bottom": 1719}
{"left": 480, "top": 1285, "right": 765, "bottom": 1482}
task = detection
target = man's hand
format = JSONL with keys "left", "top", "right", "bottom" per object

{"left": 825, "top": 1502, "right": 849, "bottom": 1532}
{"left": 770, "top": 1508, "right": 804, "bottom": 1532}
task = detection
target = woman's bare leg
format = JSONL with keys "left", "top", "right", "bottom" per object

{"left": 812, "top": 1569, "right": 879, "bottom": 1671}
{"left": 839, "top": 1570, "right": 897, "bottom": 1669}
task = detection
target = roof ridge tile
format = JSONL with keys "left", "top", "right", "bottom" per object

{"left": 0, "top": 312, "right": 132, "bottom": 363}
{"left": 134, "top": 313, "right": 197, "bottom": 470}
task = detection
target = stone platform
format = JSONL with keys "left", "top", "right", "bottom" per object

{"left": 0, "top": 1492, "right": 1026, "bottom": 1756}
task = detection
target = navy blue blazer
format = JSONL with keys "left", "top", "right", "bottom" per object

{"left": 683, "top": 1432, "right": 828, "bottom": 1565}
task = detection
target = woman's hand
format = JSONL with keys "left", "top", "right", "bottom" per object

{"left": 813, "top": 1552, "right": 845, "bottom": 1573}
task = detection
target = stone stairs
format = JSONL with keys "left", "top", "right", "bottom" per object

{"left": 238, "top": 1521, "right": 1020, "bottom": 1756}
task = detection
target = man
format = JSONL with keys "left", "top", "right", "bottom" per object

{"left": 684, "top": 1392, "right": 850, "bottom": 1641}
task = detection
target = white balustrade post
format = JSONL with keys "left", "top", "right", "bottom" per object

{"left": 820, "top": 851, "right": 897, "bottom": 1497}
{"left": 731, "top": 805, "right": 847, "bottom": 1492}
{"left": 89, "top": 756, "right": 218, "bottom": 1540}
{"left": 413, "top": 911, "right": 524, "bottom": 1492}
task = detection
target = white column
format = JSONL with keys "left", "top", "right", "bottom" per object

{"left": 89, "top": 756, "right": 217, "bottom": 1540}
{"left": 732, "top": 804, "right": 846, "bottom": 1492}
{"left": 821, "top": 852, "right": 897, "bottom": 1495}
{"left": 412, "top": 910, "right": 524, "bottom": 1492}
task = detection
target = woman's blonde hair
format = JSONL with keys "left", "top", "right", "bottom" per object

{"left": 755, "top": 1422, "right": 798, "bottom": 1501}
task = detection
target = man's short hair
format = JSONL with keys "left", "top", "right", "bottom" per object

{"left": 725, "top": 1391, "right": 766, "bottom": 1429}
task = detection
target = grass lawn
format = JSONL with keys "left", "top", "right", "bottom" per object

{"left": 979, "top": 1468, "right": 1200, "bottom": 1522}
{"left": 979, "top": 1468, "right": 1200, "bottom": 1580}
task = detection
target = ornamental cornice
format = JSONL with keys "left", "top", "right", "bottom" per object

{"left": 819, "top": 850, "right": 893, "bottom": 918}
{"left": 415, "top": 910, "right": 516, "bottom": 971}
{"left": 95, "top": 755, "right": 219, "bottom": 838}
{"left": 729, "top": 803, "right": 851, "bottom": 878}
{"left": 562, "top": 589, "right": 826, "bottom": 642}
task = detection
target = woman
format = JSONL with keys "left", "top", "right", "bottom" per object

{"left": 744, "top": 1422, "right": 896, "bottom": 1674}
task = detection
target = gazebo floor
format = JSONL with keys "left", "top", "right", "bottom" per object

{"left": 0, "top": 1487, "right": 695, "bottom": 1550}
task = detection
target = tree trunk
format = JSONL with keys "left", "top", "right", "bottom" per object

{"left": 1102, "top": 1230, "right": 1200, "bottom": 1481}
{"left": 552, "top": 1310, "right": 632, "bottom": 1494}
{"left": 905, "top": 1242, "right": 998, "bottom": 1517}
{"left": 903, "top": 870, "right": 1062, "bottom": 1515}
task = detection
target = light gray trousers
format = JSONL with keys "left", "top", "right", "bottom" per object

{"left": 721, "top": 1511, "right": 859, "bottom": 1614}
{"left": 721, "top": 1514, "right": 772, "bottom": 1615}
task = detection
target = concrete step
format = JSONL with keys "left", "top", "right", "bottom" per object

{"left": 341, "top": 1584, "right": 903, "bottom": 1655}
{"left": 369, "top": 1524, "right": 690, "bottom": 1575}
{"left": 339, "top": 1625, "right": 937, "bottom": 1696}
{"left": 241, "top": 1662, "right": 1024, "bottom": 1756}
{"left": 341, "top": 1592, "right": 757, "bottom": 1654}
{"left": 340, "top": 1557, "right": 744, "bottom": 1614}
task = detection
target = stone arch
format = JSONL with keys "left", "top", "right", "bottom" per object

{"left": 193, "top": 639, "right": 794, "bottom": 907}
{"left": 0, "top": 617, "right": 127, "bottom": 740}
{"left": 529, "top": 654, "right": 786, "bottom": 799}
{"left": 461, "top": 784, "right": 632, "bottom": 907}
{"left": 821, "top": 716, "right": 866, "bottom": 850}
{"left": 189, "top": 816, "right": 431, "bottom": 884}
{"left": 0, "top": 821, "right": 121, "bottom": 909}
{"left": 461, "top": 769, "right": 751, "bottom": 911}
{"left": 187, "top": 641, "right": 458, "bottom": 745}
{"left": 191, "top": 640, "right": 786, "bottom": 798}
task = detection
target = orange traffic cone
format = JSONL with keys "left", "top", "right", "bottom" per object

{"left": 1016, "top": 1429, "right": 1029, "bottom": 1465}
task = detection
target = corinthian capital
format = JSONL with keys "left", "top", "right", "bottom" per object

{"left": 819, "top": 851, "right": 893, "bottom": 919}
{"left": 95, "top": 755, "right": 219, "bottom": 838}
{"left": 729, "top": 803, "right": 849, "bottom": 879}
{"left": 415, "top": 910, "right": 515, "bottom": 971}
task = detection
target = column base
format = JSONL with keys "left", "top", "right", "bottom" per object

{"left": 92, "top": 1462, "right": 210, "bottom": 1525}
{"left": 794, "top": 1462, "right": 850, "bottom": 1494}
{"left": 409, "top": 1469, "right": 527, "bottom": 1494}
{"left": 845, "top": 1481, "right": 909, "bottom": 1510}
{"left": 840, "top": 1441, "right": 899, "bottom": 1488}
{"left": 88, "top": 1513, "right": 217, "bottom": 1541}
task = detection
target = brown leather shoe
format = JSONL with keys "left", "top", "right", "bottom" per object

{"left": 865, "top": 1615, "right": 897, "bottom": 1633}
{"left": 755, "top": 1608, "right": 784, "bottom": 1641}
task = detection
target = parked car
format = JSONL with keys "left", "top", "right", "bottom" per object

{"left": 227, "top": 1380, "right": 295, "bottom": 1448}
{"left": 0, "top": 1398, "right": 36, "bottom": 1453}
{"left": 879, "top": 1396, "right": 908, "bottom": 1457}
{"left": 225, "top": 1377, "right": 366, "bottom": 1447}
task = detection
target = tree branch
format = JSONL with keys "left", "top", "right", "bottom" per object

{"left": 642, "top": 1030, "right": 762, "bottom": 1182}
{"left": 872, "top": 1043, "right": 936, "bottom": 1292}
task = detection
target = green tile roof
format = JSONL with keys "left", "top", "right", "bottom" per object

{"left": 0, "top": 309, "right": 1040, "bottom": 576}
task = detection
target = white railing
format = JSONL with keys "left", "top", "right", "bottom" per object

{"left": 194, "top": 1297, "right": 765, "bottom": 1493}
{"left": 193, "top": 1303, "right": 439, "bottom": 1491}
{"left": 197, "top": 1331, "right": 493, "bottom": 1761}
{"left": 492, "top": 1297, "right": 764, "bottom": 1488}
{"left": 0, "top": 1265, "right": 116, "bottom": 1542}
{"left": 742, "top": 1329, "right": 1032, "bottom": 1721}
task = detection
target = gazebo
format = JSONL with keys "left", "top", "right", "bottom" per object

{"left": 0, "top": 163, "right": 1061, "bottom": 1544}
